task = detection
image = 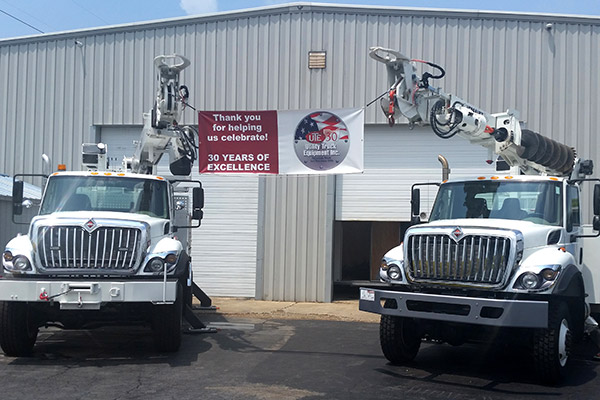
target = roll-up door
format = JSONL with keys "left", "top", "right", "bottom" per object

{"left": 100, "top": 126, "right": 258, "bottom": 297}
{"left": 335, "top": 125, "right": 498, "bottom": 222}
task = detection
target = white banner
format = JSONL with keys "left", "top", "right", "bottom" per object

{"left": 198, "top": 108, "right": 364, "bottom": 175}
{"left": 277, "top": 108, "right": 364, "bottom": 174}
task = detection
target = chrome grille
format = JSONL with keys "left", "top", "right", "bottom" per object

{"left": 38, "top": 226, "right": 141, "bottom": 271}
{"left": 406, "top": 234, "right": 512, "bottom": 286}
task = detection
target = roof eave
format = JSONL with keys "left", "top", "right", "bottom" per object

{"left": 1, "top": 2, "right": 599, "bottom": 44}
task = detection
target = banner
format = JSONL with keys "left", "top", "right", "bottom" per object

{"left": 198, "top": 108, "right": 364, "bottom": 174}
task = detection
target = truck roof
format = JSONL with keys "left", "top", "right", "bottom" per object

{"left": 49, "top": 171, "right": 167, "bottom": 181}
{"left": 443, "top": 175, "right": 566, "bottom": 184}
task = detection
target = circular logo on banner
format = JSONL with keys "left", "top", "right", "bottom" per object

{"left": 294, "top": 111, "right": 350, "bottom": 171}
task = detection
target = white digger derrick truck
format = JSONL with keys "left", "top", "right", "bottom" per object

{"left": 0, "top": 54, "right": 213, "bottom": 356}
{"left": 359, "top": 47, "right": 600, "bottom": 384}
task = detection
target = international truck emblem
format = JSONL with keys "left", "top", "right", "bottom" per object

{"left": 451, "top": 227, "right": 464, "bottom": 242}
{"left": 83, "top": 219, "right": 98, "bottom": 233}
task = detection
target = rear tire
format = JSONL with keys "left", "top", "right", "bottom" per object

{"left": 533, "top": 302, "right": 572, "bottom": 385}
{"left": 152, "top": 286, "right": 182, "bottom": 352}
{"left": 380, "top": 313, "right": 421, "bottom": 364}
{"left": 0, "top": 302, "right": 38, "bottom": 357}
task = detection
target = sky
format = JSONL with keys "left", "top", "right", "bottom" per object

{"left": 0, "top": 0, "right": 598, "bottom": 40}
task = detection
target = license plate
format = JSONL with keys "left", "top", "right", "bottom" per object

{"left": 360, "top": 288, "right": 375, "bottom": 302}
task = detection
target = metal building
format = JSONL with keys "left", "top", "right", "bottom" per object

{"left": 0, "top": 3, "right": 598, "bottom": 301}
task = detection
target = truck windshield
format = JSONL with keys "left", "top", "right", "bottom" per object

{"left": 429, "top": 180, "right": 563, "bottom": 226}
{"left": 39, "top": 176, "right": 169, "bottom": 219}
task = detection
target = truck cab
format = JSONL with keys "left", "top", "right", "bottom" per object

{"left": 0, "top": 170, "right": 203, "bottom": 356}
{"left": 391, "top": 176, "right": 581, "bottom": 290}
{"left": 19, "top": 171, "right": 185, "bottom": 278}
{"left": 360, "top": 174, "right": 600, "bottom": 384}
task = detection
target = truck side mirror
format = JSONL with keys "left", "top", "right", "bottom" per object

{"left": 192, "top": 186, "right": 204, "bottom": 221}
{"left": 411, "top": 188, "right": 421, "bottom": 223}
{"left": 594, "top": 184, "right": 600, "bottom": 216}
{"left": 594, "top": 215, "right": 600, "bottom": 232}
{"left": 12, "top": 179, "right": 24, "bottom": 216}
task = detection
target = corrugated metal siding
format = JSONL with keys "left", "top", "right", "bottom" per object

{"left": 258, "top": 175, "right": 334, "bottom": 302}
{"left": 1, "top": 7, "right": 598, "bottom": 179}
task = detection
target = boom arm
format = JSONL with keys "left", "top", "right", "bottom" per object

{"left": 127, "top": 54, "right": 197, "bottom": 176}
{"left": 370, "top": 47, "right": 577, "bottom": 177}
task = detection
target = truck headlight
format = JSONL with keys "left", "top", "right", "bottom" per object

{"left": 146, "top": 258, "right": 164, "bottom": 272}
{"left": 520, "top": 272, "right": 540, "bottom": 289}
{"left": 387, "top": 265, "right": 401, "bottom": 280}
{"left": 513, "top": 265, "right": 561, "bottom": 291}
{"left": 12, "top": 255, "right": 32, "bottom": 271}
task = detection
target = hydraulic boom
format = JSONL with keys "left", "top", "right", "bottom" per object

{"left": 127, "top": 54, "right": 198, "bottom": 176}
{"left": 370, "top": 47, "right": 578, "bottom": 177}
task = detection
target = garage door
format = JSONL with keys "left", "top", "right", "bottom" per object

{"left": 101, "top": 126, "right": 259, "bottom": 297}
{"left": 335, "top": 125, "right": 498, "bottom": 221}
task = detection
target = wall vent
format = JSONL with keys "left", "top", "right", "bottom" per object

{"left": 308, "top": 51, "right": 326, "bottom": 69}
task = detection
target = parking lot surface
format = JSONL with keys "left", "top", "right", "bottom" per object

{"left": 0, "top": 301, "right": 599, "bottom": 399}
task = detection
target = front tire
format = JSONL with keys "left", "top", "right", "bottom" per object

{"left": 380, "top": 313, "right": 421, "bottom": 364}
{"left": 0, "top": 302, "right": 38, "bottom": 357}
{"left": 152, "top": 286, "right": 183, "bottom": 353}
{"left": 533, "top": 302, "right": 572, "bottom": 385}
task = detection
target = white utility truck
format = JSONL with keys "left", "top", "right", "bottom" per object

{"left": 0, "top": 55, "right": 210, "bottom": 356}
{"left": 359, "top": 47, "right": 600, "bottom": 384}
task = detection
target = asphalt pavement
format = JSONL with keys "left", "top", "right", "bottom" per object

{"left": 0, "top": 298, "right": 599, "bottom": 400}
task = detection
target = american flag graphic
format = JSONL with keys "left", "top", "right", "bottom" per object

{"left": 295, "top": 112, "right": 349, "bottom": 141}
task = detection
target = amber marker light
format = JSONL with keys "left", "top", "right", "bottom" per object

{"left": 541, "top": 268, "right": 558, "bottom": 281}
{"left": 3, "top": 251, "right": 13, "bottom": 262}
{"left": 549, "top": 177, "right": 559, "bottom": 181}
{"left": 57, "top": 164, "right": 67, "bottom": 171}
{"left": 504, "top": 176, "right": 514, "bottom": 179}
{"left": 491, "top": 176, "right": 499, "bottom": 180}
{"left": 104, "top": 172, "right": 112, "bottom": 176}
{"left": 477, "top": 176, "right": 486, "bottom": 180}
